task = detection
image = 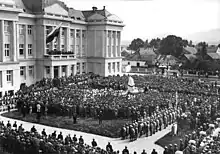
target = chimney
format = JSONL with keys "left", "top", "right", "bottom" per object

{"left": 92, "top": 6, "right": 97, "bottom": 12}
{"left": 103, "top": 6, "right": 105, "bottom": 10}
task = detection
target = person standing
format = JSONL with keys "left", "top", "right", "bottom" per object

{"left": 36, "top": 103, "right": 41, "bottom": 123}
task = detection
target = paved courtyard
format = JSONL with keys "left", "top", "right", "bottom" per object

{"left": 0, "top": 110, "right": 171, "bottom": 154}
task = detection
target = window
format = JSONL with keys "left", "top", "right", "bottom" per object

{"left": 28, "top": 44, "right": 32, "bottom": 56}
{"left": 61, "top": 45, "right": 65, "bottom": 52}
{"left": 19, "top": 25, "right": 25, "bottom": 35}
{"left": 19, "top": 44, "right": 24, "bottom": 56}
{"left": 54, "top": 42, "right": 57, "bottom": 50}
{"left": 70, "top": 45, "right": 74, "bottom": 53}
{"left": 108, "top": 31, "right": 111, "bottom": 37}
{"left": 46, "top": 26, "right": 51, "bottom": 35}
{"left": 20, "top": 66, "right": 25, "bottom": 76}
{"left": 82, "top": 45, "right": 85, "bottom": 56}
{"left": 82, "top": 63, "right": 85, "bottom": 73}
{"left": 76, "top": 63, "right": 80, "bottom": 74}
{"left": 61, "top": 28, "right": 65, "bottom": 36}
{"left": 112, "top": 62, "right": 115, "bottom": 72}
{"left": 76, "top": 45, "right": 80, "bottom": 56}
{"left": 6, "top": 70, "right": 12, "bottom": 82}
{"left": 46, "top": 44, "right": 50, "bottom": 54}
{"left": 4, "top": 44, "right": 10, "bottom": 57}
{"left": 82, "top": 31, "right": 86, "bottom": 38}
{"left": 117, "top": 32, "right": 120, "bottom": 38}
{"left": 117, "top": 62, "right": 120, "bottom": 72}
{"left": 27, "top": 25, "right": 32, "bottom": 35}
{"left": 70, "top": 29, "right": 74, "bottom": 37}
{"left": 108, "top": 63, "right": 111, "bottom": 73}
{"left": 108, "top": 46, "right": 111, "bottom": 57}
{"left": 29, "top": 66, "right": 33, "bottom": 76}
{"left": 45, "top": 66, "right": 50, "bottom": 74}
{"left": 76, "top": 30, "right": 80, "bottom": 38}
{"left": 4, "top": 21, "right": 10, "bottom": 33}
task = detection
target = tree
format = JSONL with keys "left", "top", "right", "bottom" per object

{"left": 158, "top": 35, "right": 185, "bottom": 58}
{"left": 196, "top": 42, "right": 208, "bottom": 60}
{"left": 128, "top": 38, "right": 144, "bottom": 51}
{"left": 144, "top": 39, "right": 149, "bottom": 48}
{"left": 149, "top": 38, "right": 161, "bottom": 49}
{"left": 218, "top": 44, "right": 220, "bottom": 48}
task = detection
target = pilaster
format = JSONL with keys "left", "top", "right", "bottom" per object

{"left": 80, "top": 29, "right": 82, "bottom": 57}
{"left": 66, "top": 28, "right": 70, "bottom": 52}
{"left": 50, "top": 66, "right": 54, "bottom": 78}
{"left": 24, "top": 25, "right": 27, "bottom": 59}
{"left": 12, "top": 21, "right": 17, "bottom": 61}
{"left": 58, "top": 66, "right": 62, "bottom": 78}
{"left": 1, "top": 20, "right": 4, "bottom": 62}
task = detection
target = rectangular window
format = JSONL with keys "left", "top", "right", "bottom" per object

{"left": 117, "top": 62, "right": 120, "bottom": 72}
{"left": 70, "top": 29, "right": 74, "bottom": 38}
{"left": 46, "top": 26, "right": 51, "bottom": 35}
{"left": 108, "top": 46, "right": 111, "bottom": 57}
{"left": 20, "top": 66, "right": 25, "bottom": 76}
{"left": 76, "top": 45, "right": 80, "bottom": 56}
{"left": 46, "top": 44, "right": 50, "bottom": 54}
{"left": 19, "top": 25, "right": 25, "bottom": 35}
{"left": 70, "top": 45, "right": 74, "bottom": 53}
{"left": 6, "top": 70, "right": 12, "bottom": 82}
{"left": 4, "top": 44, "right": 10, "bottom": 57}
{"left": 27, "top": 25, "right": 32, "bottom": 35}
{"left": 117, "top": 32, "right": 120, "bottom": 38}
{"left": 108, "top": 63, "right": 111, "bottom": 73}
{"left": 108, "top": 31, "right": 111, "bottom": 37}
{"left": 76, "top": 63, "right": 80, "bottom": 74}
{"left": 4, "top": 21, "right": 10, "bottom": 33}
{"left": 19, "top": 44, "right": 24, "bottom": 56}
{"left": 82, "top": 30, "right": 86, "bottom": 38}
{"left": 82, "top": 45, "right": 85, "bottom": 56}
{"left": 61, "top": 45, "right": 65, "bottom": 52}
{"left": 61, "top": 28, "right": 65, "bottom": 36}
{"left": 82, "top": 63, "right": 85, "bottom": 73}
{"left": 112, "top": 62, "right": 115, "bottom": 72}
{"left": 45, "top": 66, "right": 50, "bottom": 74}
{"left": 29, "top": 66, "right": 33, "bottom": 76}
{"left": 28, "top": 44, "right": 32, "bottom": 56}
{"left": 76, "top": 30, "right": 80, "bottom": 38}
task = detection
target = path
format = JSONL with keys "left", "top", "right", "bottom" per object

{"left": 0, "top": 110, "right": 171, "bottom": 154}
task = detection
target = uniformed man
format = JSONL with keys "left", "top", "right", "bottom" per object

{"left": 41, "top": 129, "right": 47, "bottom": 137}
{"left": 57, "top": 132, "right": 63, "bottom": 140}
{"left": 91, "top": 139, "right": 97, "bottom": 147}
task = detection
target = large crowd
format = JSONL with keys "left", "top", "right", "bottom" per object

{"left": 0, "top": 73, "right": 220, "bottom": 154}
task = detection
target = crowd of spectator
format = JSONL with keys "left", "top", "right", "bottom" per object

{"left": 0, "top": 73, "right": 220, "bottom": 153}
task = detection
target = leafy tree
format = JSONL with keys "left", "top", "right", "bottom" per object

{"left": 144, "top": 39, "right": 149, "bottom": 48}
{"left": 218, "top": 44, "right": 220, "bottom": 48}
{"left": 196, "top": 42, "right": 208, "bottom": 60}
{"left": 149, "top": 38, "right": 161, "bottom": 49}
{"left": 158, "top": 35, "right": 184, "bottom": 58}
{"left": 128, "top": 38, "right": 144, "bottom": 51}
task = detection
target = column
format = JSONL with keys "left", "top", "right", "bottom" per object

{"left": 109, "top": 31, "right": 112, "bottom": 57}
{"left": 105, "top": 30, "right": 108, "bottom": 57}
{"left": 102, "top": 30, "right": 105, "bottom": 57}
{"left": 32, "top": 25, "right": 36, "bottom": 58}
{"left": 114, "top": 31, "right": 117, "bottom": 57}
{"left": 118, "top": 31, "right": 121, "bottom": 57}
{"left": 58, "top": 66, "right": 62, "bottom": 77}
{"left": 2, "top": 70, "right": 6, "bottom": 89}
{"left": 1, "top": 20, "right": 4, "bottom": 62}
{"left": 12, "top": 21, "right": 17, "bottom": 62}
{"left": 50, "top": 66, "right": 54, "bottom": 78}
{"left": 74, "top": 29, "right": 76, "bottom": 56}
{"left": 94, "top": 30, "right": 96, "bottom": 57}
{"left": 58, "top": 27, "right": 62, "bottom": 51}
{"left": 66, "top": 65, "right": 70, "bottom": 76}
{"left": 43, "top": 25, "right": 46, "bottom": 55}
{"left": 80, "top": 29, "right": 83, "bottom": 57}
{"left": 24, "top": 25, "right": 28, "bottom": 59}
{"left": 66, "top": 28, "right": 70, "bottom": 52}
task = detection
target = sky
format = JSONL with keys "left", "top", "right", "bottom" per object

{"left": 60, "top": 0, "right": 220, "bottom": 43}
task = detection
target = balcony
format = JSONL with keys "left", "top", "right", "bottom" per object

{"left": 44, "top": 50, "right": 76, "bottom": 60}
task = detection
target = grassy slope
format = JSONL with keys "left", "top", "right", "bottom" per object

{"left": 2, "top": 111, "right": 130, "bottom": 138}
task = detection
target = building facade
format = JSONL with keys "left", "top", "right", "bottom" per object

{"left": 0, "top": 0, "right": 124, "bottom": 95}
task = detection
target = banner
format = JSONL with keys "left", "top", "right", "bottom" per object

{"left": 46, "top": 22, "right": 62, "bottom": 44}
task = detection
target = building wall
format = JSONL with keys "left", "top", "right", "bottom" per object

{"left": 122, "top": 60, "right": 146, "bottom": 67}
{"left": 0, "top": 3, "right": 124, "bottom": 96}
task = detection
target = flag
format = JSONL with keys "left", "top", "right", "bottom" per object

{"left": 128, "top": 76, "right": 135, "bottom": 87}
{"left": 46, "top": 23, "right": 62, "bottom": 44}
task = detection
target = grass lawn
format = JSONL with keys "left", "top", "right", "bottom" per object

{"left": 155, "top": 118, "right": 193, "bottom": 148}
{"left": 2, "top": 111, "right": 130, "bottom": 138}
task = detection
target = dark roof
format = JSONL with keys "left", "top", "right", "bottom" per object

{"left": 68, "top": 8, "right": 85, "bottom": 20}
{"left": 207, "top": 53, "right": 220, "bottom": 60}
{"left": 82, "top": 9, "right": 111, "bottom": 19}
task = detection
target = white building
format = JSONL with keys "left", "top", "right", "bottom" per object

{"left": 0, "top": 0, "right": 124, "bottom": 96}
